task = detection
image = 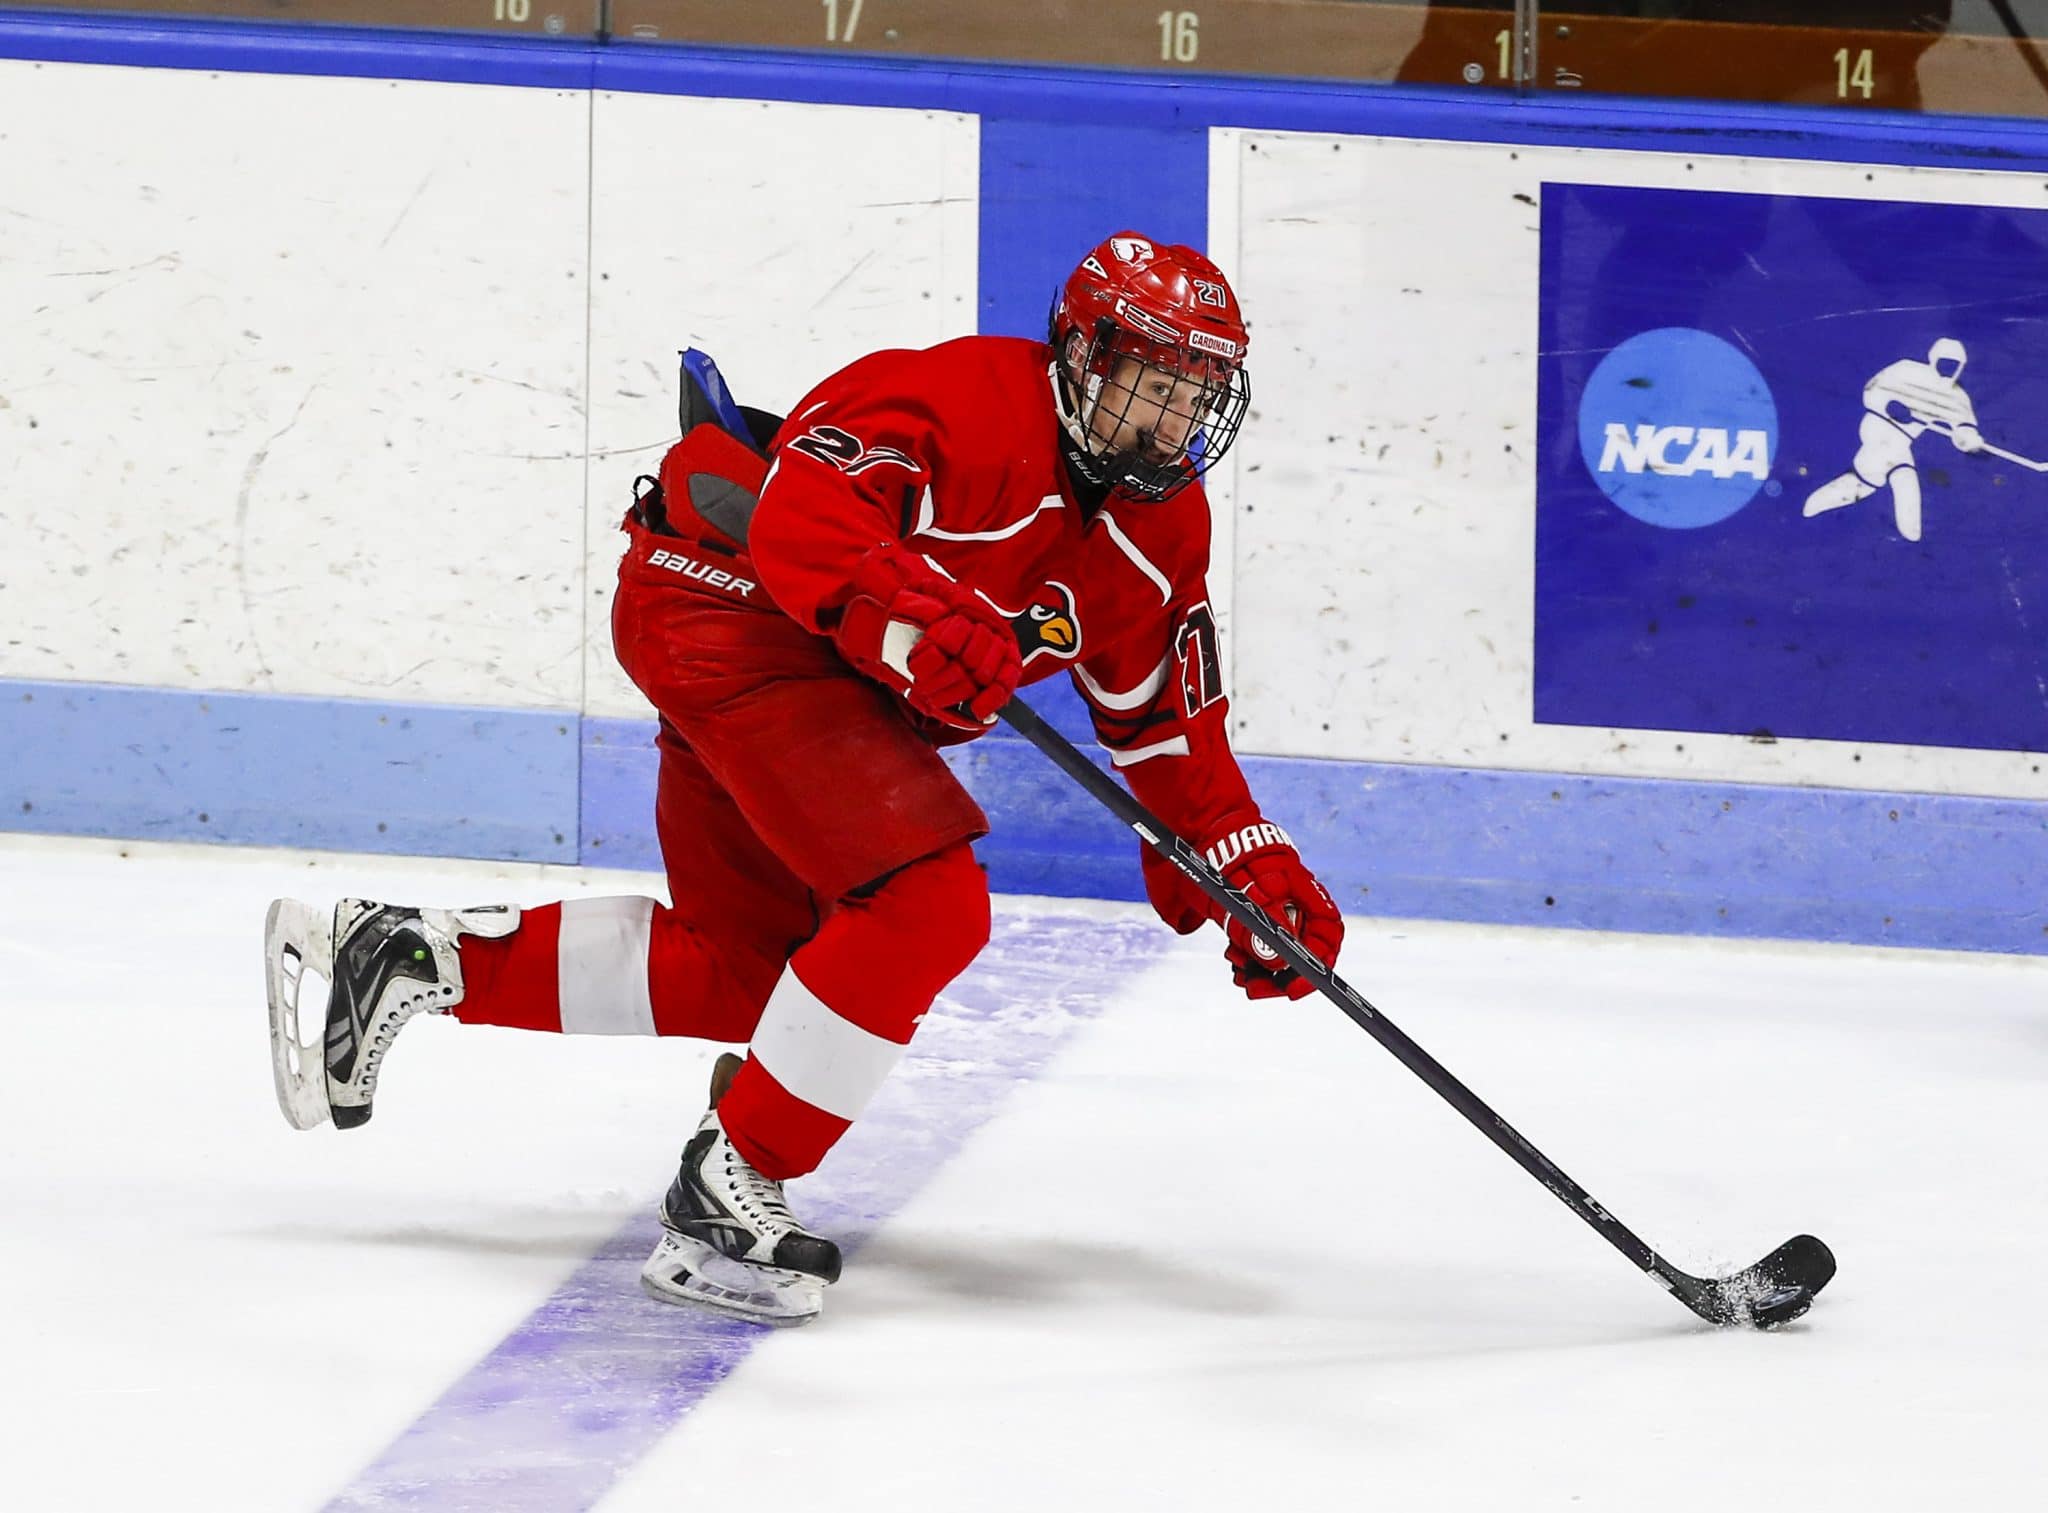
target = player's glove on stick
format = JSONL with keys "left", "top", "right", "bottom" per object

{"left": 834, "top": 543, "right": 1023, "bottom": 731}
{"left": 1143, "top": 817, "right": 1343, "bottom": 1001}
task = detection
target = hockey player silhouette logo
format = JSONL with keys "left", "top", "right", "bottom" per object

{"left": 1799, "top": 337, "right": 2046, "bottom": 542}
{"left": 992, "top": 582, "right": 1082, "bottom": 666}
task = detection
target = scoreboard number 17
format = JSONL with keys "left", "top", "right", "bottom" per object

{"left": 823, "top": 0, "right": 864, "bottom": 44}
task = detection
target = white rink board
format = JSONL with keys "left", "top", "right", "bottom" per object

{"left": 0, "top": 59, "right": 590, "bottom": 708}
{"left": 1222, "top": 129, "right": 2048, "bottom": 800}
{"left": 8, "top": 50, "right": 2048, "bottom": 805}
{"left": 579, "top": 92, "right": 978, "bottom": 721}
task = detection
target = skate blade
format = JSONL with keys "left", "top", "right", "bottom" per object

{"left": 264, "top": 899, "right": 334, "bottom": 1131}
{"left": 640, "top": 1233, "right": 823, "bottom": 1327}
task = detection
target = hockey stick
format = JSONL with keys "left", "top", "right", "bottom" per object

{"left": 997, "top": 695, "right": 1836, "bottom": 1328}
{"left": 1927, "top": 420, "right": 2048, "bottom": 472}
{"left": 1979, "top": 440, "right": 2048, "bottom": 473}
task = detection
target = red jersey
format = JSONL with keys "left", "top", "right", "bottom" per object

{"left": 740, "top": 335, "right": 1259, "bottom": 848}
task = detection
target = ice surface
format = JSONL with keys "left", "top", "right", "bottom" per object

{"left": 4, "top": 833, "right": 2044, "bottom": 1511}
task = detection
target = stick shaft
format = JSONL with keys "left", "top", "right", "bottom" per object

{"left": 1926, "top": 420, "right": 2048, "bottom": 471}
{"left": 999, "top": 696, "right": 1695, "bottom": 1295}
{"left": 1980, "top": 440, "right": 2048, "bottom": 472}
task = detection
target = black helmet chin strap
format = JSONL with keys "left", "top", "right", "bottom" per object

{"left": 1056, "top": 424, "right": 1190, "bottom": 505}
{"left": 1048, "top": 354, "right": 1115, "bottom": 504}
{"left": 1054, "top": 420, "right": 1116, "bottom": 512}
{"left": 1048, "top": 346, "right": 1193, "bottom": 505}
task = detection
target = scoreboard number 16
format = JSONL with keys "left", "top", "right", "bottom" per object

{"left": 1157, "top": 11, "right": 1199, "bottom": 64}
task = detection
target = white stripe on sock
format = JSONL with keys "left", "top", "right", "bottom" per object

{"left": 556, "top": 896, "right": 657, "bottom": 1036}
{"left": 747, "top": 963, "right": 907, "bottom": 1122}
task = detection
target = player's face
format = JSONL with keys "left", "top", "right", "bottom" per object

{"left": 1091, "top": 354, "right": 1210, "bottom": 466}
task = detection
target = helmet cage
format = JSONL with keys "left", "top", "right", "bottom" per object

{"left": 1059, "top": 315, "right": 1250, "bottom": 501}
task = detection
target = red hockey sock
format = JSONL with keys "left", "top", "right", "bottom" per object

{"left": 719, "top": 841, "right": 991, "bottom": 1180}
{"left": 451, "top": 896, "right": 782, "bottom": 1043}
{"left": 451, "top": 903, "right": 568, "bottom": 1031}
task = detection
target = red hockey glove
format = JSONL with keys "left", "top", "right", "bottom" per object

{"left": 1207, "top": 818, "right": 1343, "bottom": 1001}
{"left": 1139, "top": 819, "right": 1343, "bottom": 999}
{"left": 833, "top": 543, "right": 1022, "bottom": 731}
{"left": 1141, "top": 843, "right": 1213, "bottom": 935}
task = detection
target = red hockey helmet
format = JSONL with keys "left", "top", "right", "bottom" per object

{"left": 1049, "top": 232, "right": 1251, "bottom": 501}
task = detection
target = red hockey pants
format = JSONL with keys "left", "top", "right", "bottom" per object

{"left": 451, "top": 512, "right": 992, "bottom": 1179}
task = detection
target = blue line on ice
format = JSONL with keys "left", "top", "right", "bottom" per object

{"left": 323, "top": 910, "right": 1165, "bottom": 1512}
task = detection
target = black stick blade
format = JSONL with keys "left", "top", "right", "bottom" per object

{"left": 1756, "top": 1234, "right": 1837, "bottom": 1294}
{"left": 1690, "top": 1234, "right": 1837, "bottom": 1329}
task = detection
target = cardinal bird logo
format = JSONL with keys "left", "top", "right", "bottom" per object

{"left": 993, "top": 581, "right": 1083, "bottom": 666}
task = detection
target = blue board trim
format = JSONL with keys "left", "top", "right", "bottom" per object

{"left": 579, "top": 715, "right": 662, "bottom": 874}
{"left": 595, "top": 46, "right": 2048, "bottom": 171}
{"left": 0, "top": 679, "right": 578, "bottom": 862}
{"left": 11, "top": 10, "right": 2048, "bottom": 172}
{"left": 1247, "top": 751, "right": 2048, "bottom": 957}
{"left": 0, "top": 9, "right": 598, "bottom": 87}
{"left": 6, "top": 680, "right": 2041, "bottom": 952}
{"left": 573, "top": 714, "right": 2048, "bottom": 956}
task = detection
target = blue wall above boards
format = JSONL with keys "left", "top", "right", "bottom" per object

{"left": 976, "top": 118, "right": 1210, "bottom": 341}
{"left": 971, "top": 115, "right": 1211, "bottom": 751}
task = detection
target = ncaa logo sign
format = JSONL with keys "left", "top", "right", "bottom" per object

{"left": 1576, "top": 327, "right": 1778, "bottom": 528}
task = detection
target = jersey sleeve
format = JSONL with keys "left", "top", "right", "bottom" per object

{"left": 1072, "top": 583, "right": 1257, "bottom": 849}
{"left": 746, "top": 357, "right": 943, "bottom": 634}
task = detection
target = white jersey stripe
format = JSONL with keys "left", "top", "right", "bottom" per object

{"left": 1107, "top": 734, "right": 1191, "bottom": 767}
{"left": 1098, "top": 511, "right": 1174, "bottom": 605}
{"left": 915, "top": 494, "right": 1065, "bottom": 543}
{"left": 1072, "top": 652, "right": 1170, "bottom": 712}
{"left": 556, "top": 896, "right": 657, "bottom": 1036}
{"left": 748, "top": 963, "right": 908, "bottom": 1122}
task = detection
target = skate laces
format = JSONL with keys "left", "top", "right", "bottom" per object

{"left": 355, "top": 999, "right": 420, "bottom": 1094}
{"left": 344, "top": 909, "right": 459, "bottom": 1085}
{"left": 353, "top": 980, "right": 450, "bottom": 1093}
{"left": 716, "top": 1134, "right": 801, "bottom": 1237}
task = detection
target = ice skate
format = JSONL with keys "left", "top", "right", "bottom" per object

{"left": 264, "top": 897, "right": 517, "bottom": 1131}
{"left": 640, "top": 1052, "right": 842, "bottom": 1327}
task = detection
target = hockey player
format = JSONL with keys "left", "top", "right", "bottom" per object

{"left": 263, "top": 232, "right": 1345, "bottom": 1325}
{"left": 1802, "top": 336, "right": 1983, "bottom": 542}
